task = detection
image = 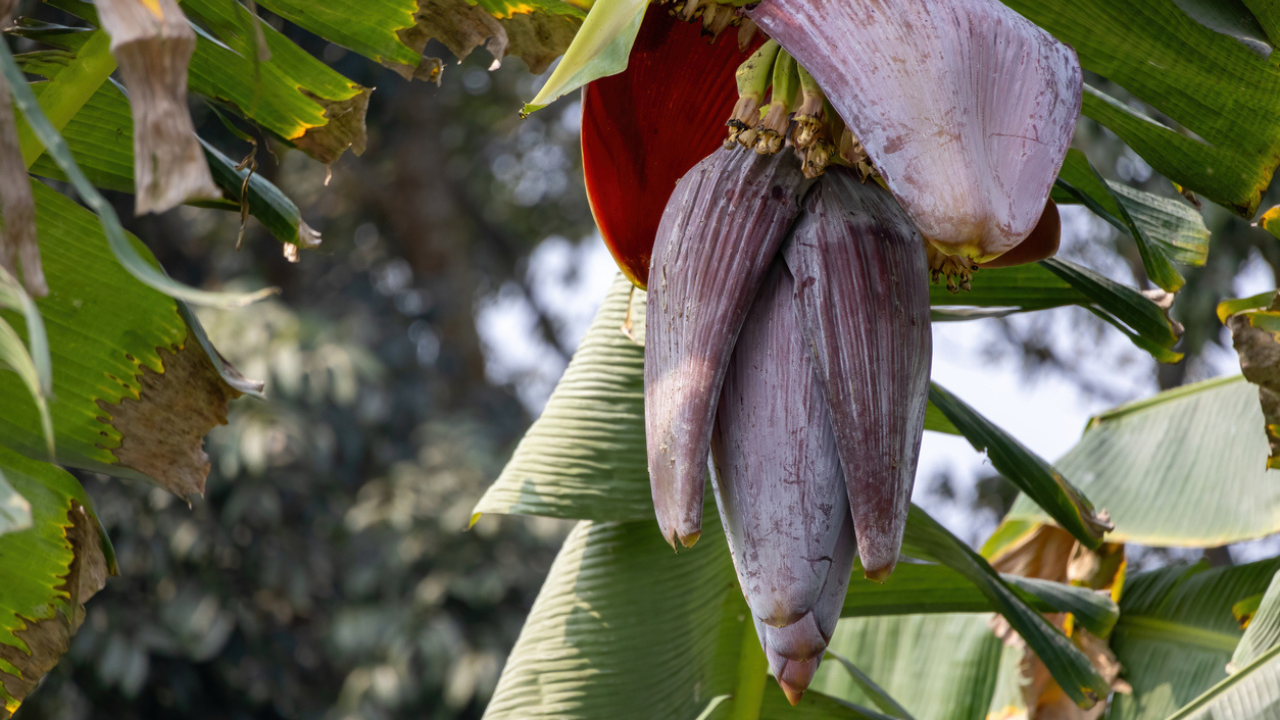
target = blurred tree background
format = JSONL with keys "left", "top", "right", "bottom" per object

{"left": 11, "top": 3, "right": 1280, "bottom": 719}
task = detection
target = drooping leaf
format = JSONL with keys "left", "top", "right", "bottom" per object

{"left": 929, "top": 382, "right": 1110, "bottom": 549}
{"left": 840, "top": 561, "right": 1118, "bottom": 638}
{"left": 822, "top": 650, "right": 915, "bottom": 720}
{"left": 1006, "top": 375, "right": 1280, "bottom": 546}
{"left": 15, "top": 45, "right": 317, "bottom": 249}
{"left": 48, "top": 0, "right": 372, "bottom": 166}
{"left": 1053, "top": 148, "right": 1187, "bottom": 292}
{"left": 0, "top": 179, "right": 262, "bottom": 499}
{"left": 0, "top": 37, "right": 276, "bottom": 308}
{"left": 0, "top": 447, "right": 113, "bottom": 717}
{"left": 1229, "top": 570, "right": 1280, "bottom": 673}
{"left": 1224, "top": 293, "right": 1280, "bottom": 469}
{"left": 1108, "top": 558, "right": 1280, "bottom": 720}
{"left": 901, "top": 507, "right": 1109, "bottom": 707}
{"left": 999, "top": 1, "right": 1280, "bottom": 216}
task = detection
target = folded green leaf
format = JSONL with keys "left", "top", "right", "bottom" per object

{"left": 928, "top": 381, "right": 1110, "bottom": 548}
{"left": 0, "top": 267, "right": 53, "bottom": 458}
{"left": 1007, "top": 375, "right": 1280, "bottom": 546}
{"left": 823, "top": 650, "right": 915, "bottom": 720}
{"left": 1165, "top": 643, "right": 1280, "bottom": 720}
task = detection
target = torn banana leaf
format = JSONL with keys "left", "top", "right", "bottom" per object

{"left": 46, "top": 0, "right": 371, "bottom": 165}
{"left": 0, "top": 447, "right": 114, "bottom": 717}
{"left": 1107, "top": 557, "right": 1280, "bottom": 720}
{"left": 0, "top": 179, "right": 261, "bottom": 500}
{"left": 1006, "top": 376, "right": 1280, "bottom": 547}
{"left": 258, "top": 0, "right": 584, "bottom": 78}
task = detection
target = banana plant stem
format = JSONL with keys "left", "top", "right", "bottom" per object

{"left": 730, "top": 621, "right": 768, "bottom": 720}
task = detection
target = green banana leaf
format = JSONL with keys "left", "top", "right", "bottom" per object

{"left": 257, "top": 0, "right": 583, "bottom": 79}
{"left": 522, "top": 0, "right": 647, "bottom": 114}
{"left": 46, "top": 0, "right": 370, "bottom": 166}
{"left": 929, "top": 382, "right": 1109, "bottom": 550}
{"left": 1108, "top": 558, "right": 1280, "bottom": 720}
{"left": 811, "top": 614, "right": 1004, "bottom": 720}
{"left": 1165, "top": 644, "right": 1280, "bottom": 720}
{"left": 1229, "top": 569, "right": 1280, "bottom": 672}
{"left": 1007, "top": 375, "right": 1280, "bottom": 547}
{"left": 842, "top": 561, "right": 1117, "bottom": 638}
{"left": 1053, "top": 149, "right": 1194, "bottom": 292}
{"left": 0, "top": 179, "right": 261, "bottom": 496}
{"left": 0, "top": 447, "right": 114, "bottom": 715}
{"left": 1001, "top": 0, "right": 1280, "bottom": 216}
{"left": 476, "top": 274, "right": 1173, "bottom": 524}
{"left": 9, "top": 39, "right": 316, "bottom": 249}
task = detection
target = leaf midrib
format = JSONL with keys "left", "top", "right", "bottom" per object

{"left": 1116, "top": 616, "right": 1240, "bottom": 652}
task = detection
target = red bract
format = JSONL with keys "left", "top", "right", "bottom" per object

{"left": 581, "top": 6, "right": 756, "bottom": 288}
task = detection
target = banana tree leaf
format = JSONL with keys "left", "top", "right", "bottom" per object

{"left": 901, "top": 507, "right": 1108, "bottom": 707}
{"left": 1051, "top": 149, "right": 1211, "bottom": 269}
{"left": 823, "top": 650, "right": 916, "bottom": 720}
{"left": 1053, "top": 149, "right": 1188, "bottom": 292}
{"left": 0, "top": 268, "right": 53, "bottom": 457}
{"left": 0, "top": 447, "right": 113, "bottom": 716}
{"left": 257, "top": 0, "right": 583, "bottom": 80}
{"left": 1007, "top": 375, "right": 1280, "bottom": 546}
{"left": 841, "top": 561, "right": 1118, "bottom": 638}
{"left": 1108, "top": 558, "right": 1280, "bottom": 720}
{"left": 1000, "top": 0, "right": 1280, "bottom": 216}
{"left": 1243, "top": 0, "right": 1280, "bottom": 45}
{"left": 1165, "top": 644, "right": 1280, "bottom": 720}
{"left": 0, "top": 37, "right": 275, "bottom": 309}
{"left": 482, "top": 510, "right": 746, "bottom": 720}
{"left": 9, "top": 27, "right": 115, "bottom": 167}
{"left": 1229, "top": 570, "right": 1280, "bottom": 672}
{"left": 1038, "top": 259, "right": 1183, "bottom": 363}
{"left": 46, "top": 0, "right": 371, "bottom": 166}
{"left": 14, "top": 48, "right": 317, "bottom": 250}
{"left": 810, "top": 614, "right": 1004, "bottom": 720}
{"left": 929, "top": 382, "right": 1110, "bottom": 549}
{"left": 0, "top": 469, "right": 31, "bottom": 537}
{"left": 1173, "top": 0, "right": 1273, "bottom": 56}
{"left": 0, "top": 179, "right": 262, "bottom": 499}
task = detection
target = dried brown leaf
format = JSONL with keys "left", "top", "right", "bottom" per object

{"left": 0, "top": 7, "right": 43, "bottom": 297}
{"left": 96, "top": 0, "right": 220, "bottom": 215}
{"left": 95, "top": 334, "right": 252, "bottom": 500}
